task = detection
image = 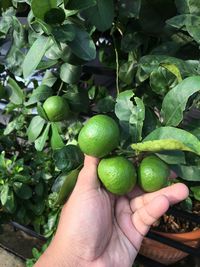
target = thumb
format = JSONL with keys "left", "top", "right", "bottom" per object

{"left": 75, "top": 155, "right": 100, "bottom": 190}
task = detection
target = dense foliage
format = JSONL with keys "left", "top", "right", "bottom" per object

{"left": 0, "top": 0, "right": 200, "bottom": 265}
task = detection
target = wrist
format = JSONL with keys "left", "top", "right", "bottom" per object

{"left": 34, "top": 241, "right": 83, "bottom": 267}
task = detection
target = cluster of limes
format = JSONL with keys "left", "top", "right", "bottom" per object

{"left": 78, "top": 114, "right": 170, "bottom": 195}
{"left": 41, "top": 96, "right": 170, "bottom": 195}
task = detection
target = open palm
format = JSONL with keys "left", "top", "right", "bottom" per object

{"left": 35, "top": 156, "right": 188, "bottom": 267}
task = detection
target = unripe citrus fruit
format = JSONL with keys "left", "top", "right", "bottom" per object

{"left": 138, "top": 155, "right": 170, "bottom": 192}
{"left": 78, "top": 114, "right": 120, "bottom": 158}
{"left": 98, "top": 156, "right": 137, "bottom": 195}
{"left": 43, "top": 96, "right": 70, "bottom": 122}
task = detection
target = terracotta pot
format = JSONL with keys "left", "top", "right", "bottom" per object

{"left": 139, "top": 229, "right": 200, "bottom": 265}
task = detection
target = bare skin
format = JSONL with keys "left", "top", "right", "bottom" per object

{"left": 35, "top": 156, "right": 189, "bottom": 267}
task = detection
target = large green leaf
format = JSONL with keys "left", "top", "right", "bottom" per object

{"left": 175, "top": 0, "right": 200, "bottom": 15}
{"left": 60, "top": 63, "right": 82, "bottom": 84}
{"left": 156, "top": 150, "right": 186, "bottom": 165}
{"left": 31, "top": 0, "right": 57, "bottom": 20}
{"left": 82, "top": 0, "right": 114, "bottom": 32}
{"left": 23, "top": 36, "right": 52, "bottom": 78}
{"left": 27, "top": 116, "right": 46, "bottom": 142}
{"left": 7, "top": 77, "right": 24, "bottom": 105}
{"left": 171, "top": 164, "right": 200, "bottom": 181}
{"left": 65, "top": 0, "right": 96, "bottom": 10}
{"left": 161, "top": 76, "right": 200, "bottom": 126}
{"left": 137, "top": 126, "right": 200, "bottom": 155}
{"left": 68, "top": 25, "right": 96, "bottom": 61}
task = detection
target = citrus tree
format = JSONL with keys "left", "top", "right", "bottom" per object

{"left": 0, "top": 0, "right": 200, "bottom": 265}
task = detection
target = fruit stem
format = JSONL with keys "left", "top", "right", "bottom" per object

{"left": 57, "top": 81, "right": 63, "bottom": 96}
{"left": 111, "top": 32, "right": 120, "bottom": 96}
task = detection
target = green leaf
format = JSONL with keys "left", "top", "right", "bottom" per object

{"left": 119, "top": 61, "right": 136, "bottom": 85}
{"left": 44, "top": 7, "right": 66, "bottom": 25}
{"left": 31, "top": 0, "right": 57, "bottom": 20}
{"left": 65, "top": 0, "right": 96, "bottom": 10}
{"left": 23, "top": 36, "right": 52, "bottom": 78}
{"left": 156, "top": 150, "right": 186, "bottom": 165}
{"left": 25, "top": 85, "right": 53, "bottom": 106}
{"left": 171, "top": 165, "right": 200, "bottom": 181}
{"left": 150, "top": 69, "right": 170, "bottom": 96}
{"left": 7, "top": 77, "right": 24, "bottom": 105}
{"left": 161, "top": 76, "right": 200, "bottom": 126}
{"left": 51, "top": 24, "right": 75, "bottom": 43}
{"left": 27, "top": 116, "right": 46, "bottom": 142}
{"left": 63, "top": 86, "right": 89, "bottom": 113}
{"left": 50, "top": 123, "right": 65, "bottom": 150}
{"left": 35, "top": 123, "right": 50, "bottom": 151}
{"left": 4, "top": 114, "right": 25, "bottom": 135}
{"left": 41, "top": 70, "right": 57, "bottom": 87}
{"left": 37, "top": 102, "right": 49, "bottom": 121}
{"left": 190, "top": 186, "right": 200, "bottom": 201}
{"left": 118, "top": 0, "right": 141, "bottom": 18}
{"left": 53, "top": 169, "right": 80, "bottom": 205}
{"left": 1, "top": 184, "right": 9, "bottom": 206}
{"left": 175, "top": 0, "right": 200, "bottom": 15}
{"left": 160, "top": 63, "right": 182, "bottom": 82}
{"left": 138, "top": 55, "right": 198, "bottom": 79}
{"left": 13, "top": 182, "right": 32, "bottom": 199}
{"left": 60, "top": 63, "right": 82, "bottom": 84}
{"left": 131, "top": 139, "right": 195, "bottom": 153}
{"left": 82, "top": 0, "right": 114, "bottom": 31}
{"left": 4, "top": 188, "right": 16, "bottom": 214}
{"left": 142, "top": 126, "right": 200, "bottom": 155}
{"left": 35, "top": 183, "right": 44, "bottom": 197}
{"left": 115, "top": 90, "right": 145, "bottom": 142}
{"left": 68, "top": 25, "right": 96, "bottom": 61}
{"left": 96, "top": 96, "right": 115, "bottom": 113}
{"left": 53, "top": 145, "right": 84, "bottom": 172}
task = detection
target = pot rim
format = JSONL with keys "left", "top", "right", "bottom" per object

{"left": 152, "top": 228, "right": 200, "bottom": 242}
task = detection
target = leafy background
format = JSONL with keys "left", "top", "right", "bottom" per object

{"left": 0, "top": 0, "right": 200, "bottom": 265}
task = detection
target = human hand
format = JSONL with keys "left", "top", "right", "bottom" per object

{"left": 35, "top": 156, "right": 189, "bottom": 267}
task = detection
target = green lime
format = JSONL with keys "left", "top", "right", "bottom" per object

{"left": 78, "top": 114, "right": 120, "bottom": 158}
{"left": 138, "top": 155, "right": 170, "bottom": 192}
{"left": 98, "top": 156, "right": 137, "bottom": 195}
{"left": 43, "top": 96, "right": 70, "bottom": 122}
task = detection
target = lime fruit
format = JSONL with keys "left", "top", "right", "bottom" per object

{"left": 138, "top": 155, "right": 170, "bottom": 192}
{"left": 78, "top": 114, "right": 120, "bottom": 158}
{"left": 43, "top": 96, "right": 70, "bottom": 122}
{"left": 98, "top": 156, "right": 137, "bottom": 195}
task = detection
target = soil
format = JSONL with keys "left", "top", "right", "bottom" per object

{"left": 152, "top": 201, "right": 200, "bottom": 233}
